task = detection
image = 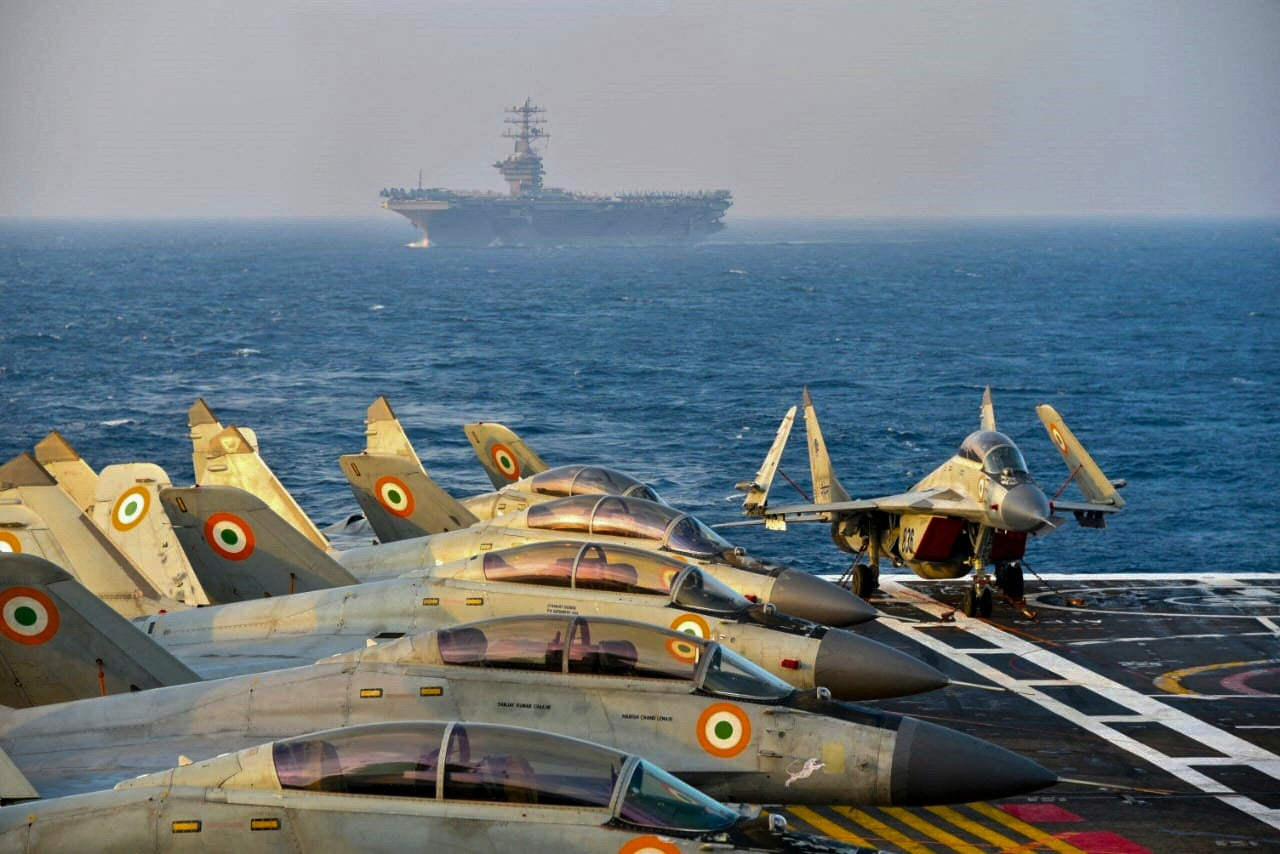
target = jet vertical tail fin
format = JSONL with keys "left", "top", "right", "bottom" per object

{"left": 736, "top": 405, "right": 796, "bottom": 516}
{"left": 159, "top": 485, "right": 359, "bottom": 603}
{"left": 363, "top": 396, "right": 425, "bottom": 468}
{"left": 33, "top": 431, "right": 99, "bottom": 514}
{"left": 196, "top": 424, "right": 330, "bottom": 552}
{"left": 340, "top": 453, "right": 479, "bottom": 541}
{"left": 803, "top": 388, "right": 851, "bottom": 505}
{"left": 1036, "top": 405, "right": 1126, "bottom": 510}
{"left": 0, "top": 740, "right": 38, "bottom": 803}
{"left": 980, "top": 386, "right": 997, "bottom": 432}
{"left": 0, "top": 454, "right": 179, "bottom": 618}
{"left": 463, "top": 422, "right": 549, "bottom": 488}
{"left": 91, "top": 464, "right": 211, "bottom": 606}
{"left": 0, "top": 553, "right": 200, "bottom": 708}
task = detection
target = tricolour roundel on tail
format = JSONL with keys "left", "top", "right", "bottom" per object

{"left": 204, "top": 513, "right": 256, "bottom": 561}
{"left": 0, "top": 586, "right": 59, "bottom": 645}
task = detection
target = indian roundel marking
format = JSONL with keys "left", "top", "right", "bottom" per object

{"left": 111, "top": 486, "right": 151, "bottom": 532}
{"left": 375, "top": 475, "right": 415, "bottom": 518}
{"left": 0, "top": 586, "right": 59, "bottom": 645}
{"left": 1049, "top": 423, "right": 1068, "bottom": 456}
{"left": 489, "top": 443, "right": 521, "bottom": 481}
{"left": 666, "top": 614, "right": 709, "bottom": 663}
{"left": 696, "top": 702, "right": 751, "bottom": 758}
{"left": 659, "top": 568, "right": 679, "bottom": 591}
{"left": 0, "top": 532, "right": 20, "bottom": 553}
{"left": 618, "top": 836, "right": 680, "bottom": 854}
{"left": 204, "top": 512, "right": 256, "bottom": 561}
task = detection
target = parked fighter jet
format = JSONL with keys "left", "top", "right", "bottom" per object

{"left": 154, "top": 485, "right": 944, "bottom": 699}
{"left": 0, "top": 722, "right": 882, "bottom": 854}
{"left": 0, "top": 562, "right": 1055, "bottom": 806}
{"left": 175, "top": 471, "right": 874, "bottom": 628}
{"left": 739, "top": 388, "right": 1125, "bottom": 617}
{"left": 343, "top": 397, "right": 670, "bottom": 541}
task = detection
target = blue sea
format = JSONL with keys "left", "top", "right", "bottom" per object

{"left": 1, "top": 217, "right": 1276, "bottom": 576}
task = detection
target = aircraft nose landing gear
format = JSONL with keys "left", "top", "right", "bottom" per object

{"left": 962, "top": 578, "right": 994, "bottom": 618}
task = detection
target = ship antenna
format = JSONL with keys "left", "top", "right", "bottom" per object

{"left": 494, "top": 97, "right": 549, "bottom": 196}
{"left": 418, "top": 168, "right": 423, "bottom": 191}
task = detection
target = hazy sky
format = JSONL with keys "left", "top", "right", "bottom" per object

{"left": 2, "top": 0, "right": 1277, "bottom": 218}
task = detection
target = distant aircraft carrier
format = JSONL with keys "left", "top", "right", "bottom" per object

{"left": 782, "top": 572, "right": 1280, "bottom": 853}
{"left": 380, "top": 99, "right": 732, "bottom": 247}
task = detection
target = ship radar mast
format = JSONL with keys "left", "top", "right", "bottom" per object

{"left": 494, "top": 98, "right": 548, "bottom": 196}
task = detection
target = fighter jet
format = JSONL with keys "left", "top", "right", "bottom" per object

{"left": 153, "top": 486, "right": 945, "bottom": 700}
{"left": 0, "top": 721, "right": 883, "bottom": 854}
{"left": 739, "top": 388, "right": 1125, "bottom": 617}
{"left": 0, "top": 562, "right": 1056, "bottom": 806}
{"left": 343, "top": 397, "right": 671, "bottom": 540}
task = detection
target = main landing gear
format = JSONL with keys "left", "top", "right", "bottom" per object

{"left": 850, "top": 562, "right": 880, "bottom": 598}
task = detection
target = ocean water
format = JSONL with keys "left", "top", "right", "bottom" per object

{"left": 0, "top": 217, "right": 1276, "bottom": 577}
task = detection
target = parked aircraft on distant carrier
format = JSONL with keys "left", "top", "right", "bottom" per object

{"left": 734, "top": 387, "right": 1125, "bottom": 617}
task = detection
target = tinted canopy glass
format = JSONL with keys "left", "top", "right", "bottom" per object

{"left": 618, "top": 759, "right": 738, "bottom": 832}
{"left": 959, "top": 430, "right": 1029, "bottom": 473}
{"left": 529, "top": 465, "right": 666, "bottom": 504}
{"left": 479, "top": 541, "right": 697, "bottom": 595}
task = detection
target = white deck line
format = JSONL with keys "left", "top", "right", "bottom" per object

{"left": 875, "top": 578, "right": 1280, "bottom": 832}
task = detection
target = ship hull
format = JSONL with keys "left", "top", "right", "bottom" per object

{"left": 385, "top": 198, "right": 728, "bottom": 247}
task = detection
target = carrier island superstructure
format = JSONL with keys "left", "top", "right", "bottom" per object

{"left": 380, "top": 100, "right": 732, "bottom": 247}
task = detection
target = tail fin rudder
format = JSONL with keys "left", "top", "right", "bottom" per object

{"left": 160, "top": 485, "right": 359, "bottom": 603}
{"left": 802, "top": 388, "right": 851, "bottom": 504}
{"left": 0, "top": 454, "right": 178, "bottom": 618}
{"left": 196, "top": 425, "right": 330, "bottom": 552}
{"left": 363, "top": 396, "right": 425, "bottom": 468}
{"left": 980, "top": 386, "right": 997, "bottom": 432}
{"left": 736, "top": 405, "right": 796, "bottom": 515}
{"left": 340, "top": 453, "right": 478, "bottom": 541}
{"left": 463, "top": 422, "right": 549, "bottom": 488}
{"left": 33, "top": 431, "right": 99, "bottom": 514}
{"left": 187, "top": 398, "right": 224, "bottom": 482}
{"left": 0, "top": 553, "right": 200, "bottom": 708}
{"left": 1036, "top": 405, "right": 1126, "bottom": 509}
{"left": 91, "top": 464, "right": 211, "bottom": 606}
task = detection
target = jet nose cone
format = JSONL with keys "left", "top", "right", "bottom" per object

{"left": 1000, "top": 483, "right": 1053, "bottom": 532}
{"left": 770, "top": 569, "right": 877, "bottom": 626}
{"left": 814, "top": 628, "right": 948, "bottom": 701}
{"left": 890, "top": 716, "right": 1057, "bottom": 805}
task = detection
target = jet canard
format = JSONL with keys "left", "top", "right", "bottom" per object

{"left": 150, "top": 489, "right": 943, "bottom": 700}
{"left": 0, "top": 721, "right": 883, "bottom": 854}
{"left": 739, "top": 388, "right": 1125, "bottom": 617}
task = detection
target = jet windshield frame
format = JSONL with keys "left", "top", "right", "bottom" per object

{"left": 959, "top": 430, "right": 1030, "bottom": 475}
{"left": 528, "top": 464, "right": 667, "bottom": 505}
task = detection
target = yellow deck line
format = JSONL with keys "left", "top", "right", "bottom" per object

{"left": 881, "top": 807, "right": 985, "bottom": 853}
{"left": 785, "top": 806, "right": 875, "bottom": 848}
{"left": 968, "top": 803, "right": 1084, "bottom": 854}
{"left": 924, "top": 805, "right": 1023, "bottom": 851}
{"left": 835, "top": 806, "right": 936, "bottom": 854}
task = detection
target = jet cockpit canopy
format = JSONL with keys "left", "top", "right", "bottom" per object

{"left": 525, "top": 495, "right": 736, "bottom": 559}
{"left": 959, "top": 430, "right": 1029, "bottom": 476}
{"left": 429, "top": 614, "right": 795, "bottom": 700}
{"left": 269, "top": 720, "right": 740, "bottom": 832}
{"left": 527, "top": 464, "right": 667, "bottom": 506}
{"left": 473, "top": 541, "right": 750, "bottom": 615}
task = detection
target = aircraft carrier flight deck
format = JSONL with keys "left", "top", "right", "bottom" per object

{"left": 781, "top": 572, "right": 1280, "bottom": 853}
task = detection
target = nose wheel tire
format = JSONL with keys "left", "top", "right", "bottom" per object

{"left": 851, "top": 563, "right": 879, "bottom": 599}
{"left": 995, "top": 562, "right": 1025, "bottom": 600}
{"left": 962, "top": 586, "right": 993, "bottom": 618}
